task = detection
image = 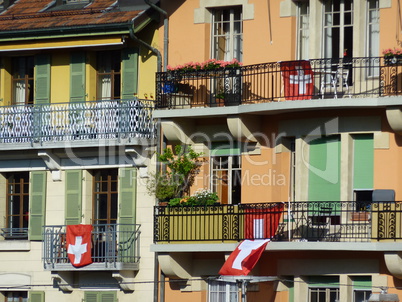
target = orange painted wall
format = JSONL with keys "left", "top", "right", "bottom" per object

{"left": 379, "top": 0, "right": 402, "bottom": 52}
{"left": 161, "top": 0, "right": 296, "bottom": 68}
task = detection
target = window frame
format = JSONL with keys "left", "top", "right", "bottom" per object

{"left": 308, "top": 286, "right": 340, "bottom": 302}
{"left": 5, "top": 172, "right": 29, "bottom": 239}
{"left": 92, "top": 169, "right": 118, "bottom": 225}
{"left": 210, "top": 155, "right": 241, "bottom": 204}
{"left": 208, "top": 279, "right": 238, "bottom": 302}
{"left": 211, "top": 6, "right": 243, "bottom": 62}
{"left": 4, "top": 291, "right": 28, "bottom": 302}
{"left": 11, "top": 56, "right": 34, "bottom": 105}
{"left": 96, "top": 51, "right": 121, "bottom": 100}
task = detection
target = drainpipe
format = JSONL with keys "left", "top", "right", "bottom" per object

{"left": 144, "top": 0, "right": 168, "bottom": 71}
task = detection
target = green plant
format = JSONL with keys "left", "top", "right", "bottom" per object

{"left": 167, "top": 190, "right": 219, "bottom": 206}
{"left": 147, "top": 145, "right": 204, "bottom": 202}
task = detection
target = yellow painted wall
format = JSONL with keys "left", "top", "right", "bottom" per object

{"left": 51, "top": 52, "right": 70, "bottom": 104}
{"left": 136, "top": 23, "right": 159, "bottom": 100}
{"left": 0, "top": 57, "right": 11, "bottom": 106}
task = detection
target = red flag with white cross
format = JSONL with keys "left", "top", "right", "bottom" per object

{"left": 280, "top": 60, "right": 314, "bottom": 100}
{"left": 66, "top": 224, "right": 92, "bottom": 267}
{"left": 219, "top": 239, "right": 270, "bottom": 276}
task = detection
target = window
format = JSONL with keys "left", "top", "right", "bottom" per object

{"left": 367, "top": 0, "right": 380, "bottom": 76}
{"left": 323, "top": 0, "right": 353, "bottom": 60}
{"left": 211, "top": 7, "right": 243, "bottom": 61}
{"left": 211, "top": 155, "right": 241, "bottom": 204}
{"left": 12, "top": 57, "right": 34, "bottom": 105}
{"left": 84, "top": 291, "right": 116, "bottom": 302}
{"left": 97, "top": 51, "right": 121, "bottom": 100}
{"left": 4, "top": 292, "right": 27, "bottom": 302}
{"left": 93, "top": 169, "right": 118, "bottom": 225}
{"left": 354, "top": 290, "right": 371, "bottom": 302}
{"left": 297, "top": 2, "right": 310, "bottom": 60}
{"left": 5, "top": 172, "right": 29, "bottom": 239}
{"left": 208, "top": 280, "right": 238, "bottom": 302}
{"left": 352, "top": 276, "right": 372, "bottom": 302}
{"left": 309, "top": 287, "right": 340, "bottom": 302}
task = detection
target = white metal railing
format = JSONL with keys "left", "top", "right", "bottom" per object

{"left": 0, "top": 99, "right": 155, "bottom": 144}
{"left": 43, "top": 224, "right": 141, "bottom": 269}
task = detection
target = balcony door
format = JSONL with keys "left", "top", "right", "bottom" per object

{"left": 6, "top": 172, "right": 29, "bottom": 238}
{"left": 12, "top": 56, "right": 34, "bottom": 105}
{"left": 97, "top": 51, "right": 121, "bottom": 100}
{"left": 93, "top": 169, "right": 118, "bottom": 225}
{"left": 323, "top": 0, "right": 353, "bottom": 60}
{"left": 211, "top": 6, "right": 243, "bottom": 61}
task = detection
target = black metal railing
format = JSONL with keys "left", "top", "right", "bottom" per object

{"left": 0, "top": 98, "right": 155, "bottom": 145}
{"left": 43, "top": 224, "right": 140, "bottom": 269}
{"left": 154, "top": 201, "right": 402, "bottom": 243}
{"left": 156, "top": 57, "right": 402, "bottom": 109}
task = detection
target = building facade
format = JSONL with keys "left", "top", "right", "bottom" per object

{"left": 0, "top": 0, "right": 159, "bottom": 301}
{"left": 152, "top": 0, "right": 402, "bottom": 301}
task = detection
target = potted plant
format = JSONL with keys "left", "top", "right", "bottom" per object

{"left": 147, "top": 145, "right": 204, "bottom": 205}
{"left": 383, "top": 48, "right": 402, "bottom": 65}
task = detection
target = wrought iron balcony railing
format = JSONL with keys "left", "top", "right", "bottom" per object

{"left": 156, "top": 57, "right": 400, "bottom": 109}
{"left": 154, "top": 201, "right": 402, "bottom": 243}
{"left": 0, "top": 99, "right": 155, "bottom": 145}
{"left": 43, "top": 224, "right": 140, "bottom": 270}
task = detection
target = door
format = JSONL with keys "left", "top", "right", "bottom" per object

{"left": 323, "top": 0, "right": 353, "bottom": 60}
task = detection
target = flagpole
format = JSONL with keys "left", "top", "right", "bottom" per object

{"left": 240, "top": 279, "right": 248, "bottom": 302}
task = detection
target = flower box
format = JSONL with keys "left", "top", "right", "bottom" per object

{"left": 351, "top": 212, "right": 370, "bottom": 221}
{"left": 384, "top": 56, "right": 402, "bottom": 66}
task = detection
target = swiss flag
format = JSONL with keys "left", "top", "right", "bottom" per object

{"left": 245, "top": 203, "right": 284, "bottom": 239}
{"left": 280, "top": 60, "right": 314, "bottom": 100}
{"left": 219, "top": 239, "right": 269, "bottom": 276}
{"left": 66, "top": 224, "right": 93, "bottom": 267}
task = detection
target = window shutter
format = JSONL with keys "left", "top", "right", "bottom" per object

{"left": 70, "top": 51, "right": 86, "bottom": 102}
{"left": 100, "top": 292, "right": 117, "bottom": 302}
{"left": 118, "top": 168, "right": 137, "bottom": 225}
{"left": 308, "top": 135, "right": 341, "bottom": 201}
{"left": 30, "top": 171, "right": 46, "bottom": 240}
{"left": 353, "top": 134, "right": 374, "bottom": 189}
{"left": 29, "top": 291, "right": 45, "bottom": 302}
{"left": 84, "top": 292, "right": 99, "bottom": 302}
{"left": 65, "top": 170, "right": 82, "bottom": 225}
{"left": 35, "top": 54, "right": 51, "bottom": 104}
{"left": 84, "top": 291, "right": 117, "bottom": 302}
{"left": 121, "top": 48, "right": 138, "bottom": 99}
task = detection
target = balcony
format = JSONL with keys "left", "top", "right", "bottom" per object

{"left": 0, "top": 98, "right": 155, "bottom": 149}
{"left": 43, "top": 224, "right": 140, "bottom": 271}
{"left": 153, "top": 201, "right": 402, "bottom": 244}
{"left": 156, "top": 57, "right": 402, "bottom": 109}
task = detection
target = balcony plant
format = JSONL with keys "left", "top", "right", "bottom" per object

{"left": 168, "top": 189, "right": 219, "bottom": 207}
{"left": 167, "top": 58, "right": 242, "bottom": 73}
{"left": 147, "top": 145, "right": 204, "bottom": 204}
{"left": 383, "top": 48, "right": 402, "bottom": 65}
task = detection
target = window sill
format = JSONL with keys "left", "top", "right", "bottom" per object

{"left": 0, "top": 240, "right": 30, "bottom": 251}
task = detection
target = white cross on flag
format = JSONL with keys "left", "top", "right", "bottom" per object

{"left": 219, "top": 239, "right": 270, "bottom": 276}
{"left": 280, "top": 60, "right": 314, "bottom": 100}
{"left": 66, "top": 224, "right": 93, "bottom": 267}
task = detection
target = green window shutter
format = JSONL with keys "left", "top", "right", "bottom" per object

{"left": 84, "top": 291, "right": 117, "bottom": 302}
{"left": 29, "top": 291, "right": 45, "bottom": 302}
{"left": 353, "top": 134, "right": 374, "bottom": 189}
{"left": 121, "top": 48, "right": 139, "bottom": 99}
{"left": 308, "top": 135, "right": 341, "bottom": 201}
{"left": 65, "top": 170, "right": 82, "bottom": 225}
{"left": 84, "top": 292, "right": 99, "bottom": 302}
{"left": 100, "top": 292, "right": 117, "bottom": 302}
{"left": 34, "top": 54, "right": 51, "bottom": 104}
{"left": 119, "top": 168, "right": 137, "bottom": 225}
{"left": 30, "top": 171, "right": 46, "bottom": 240}
{"left": 70, "top": 51, "right": 86, "bottom": 102}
